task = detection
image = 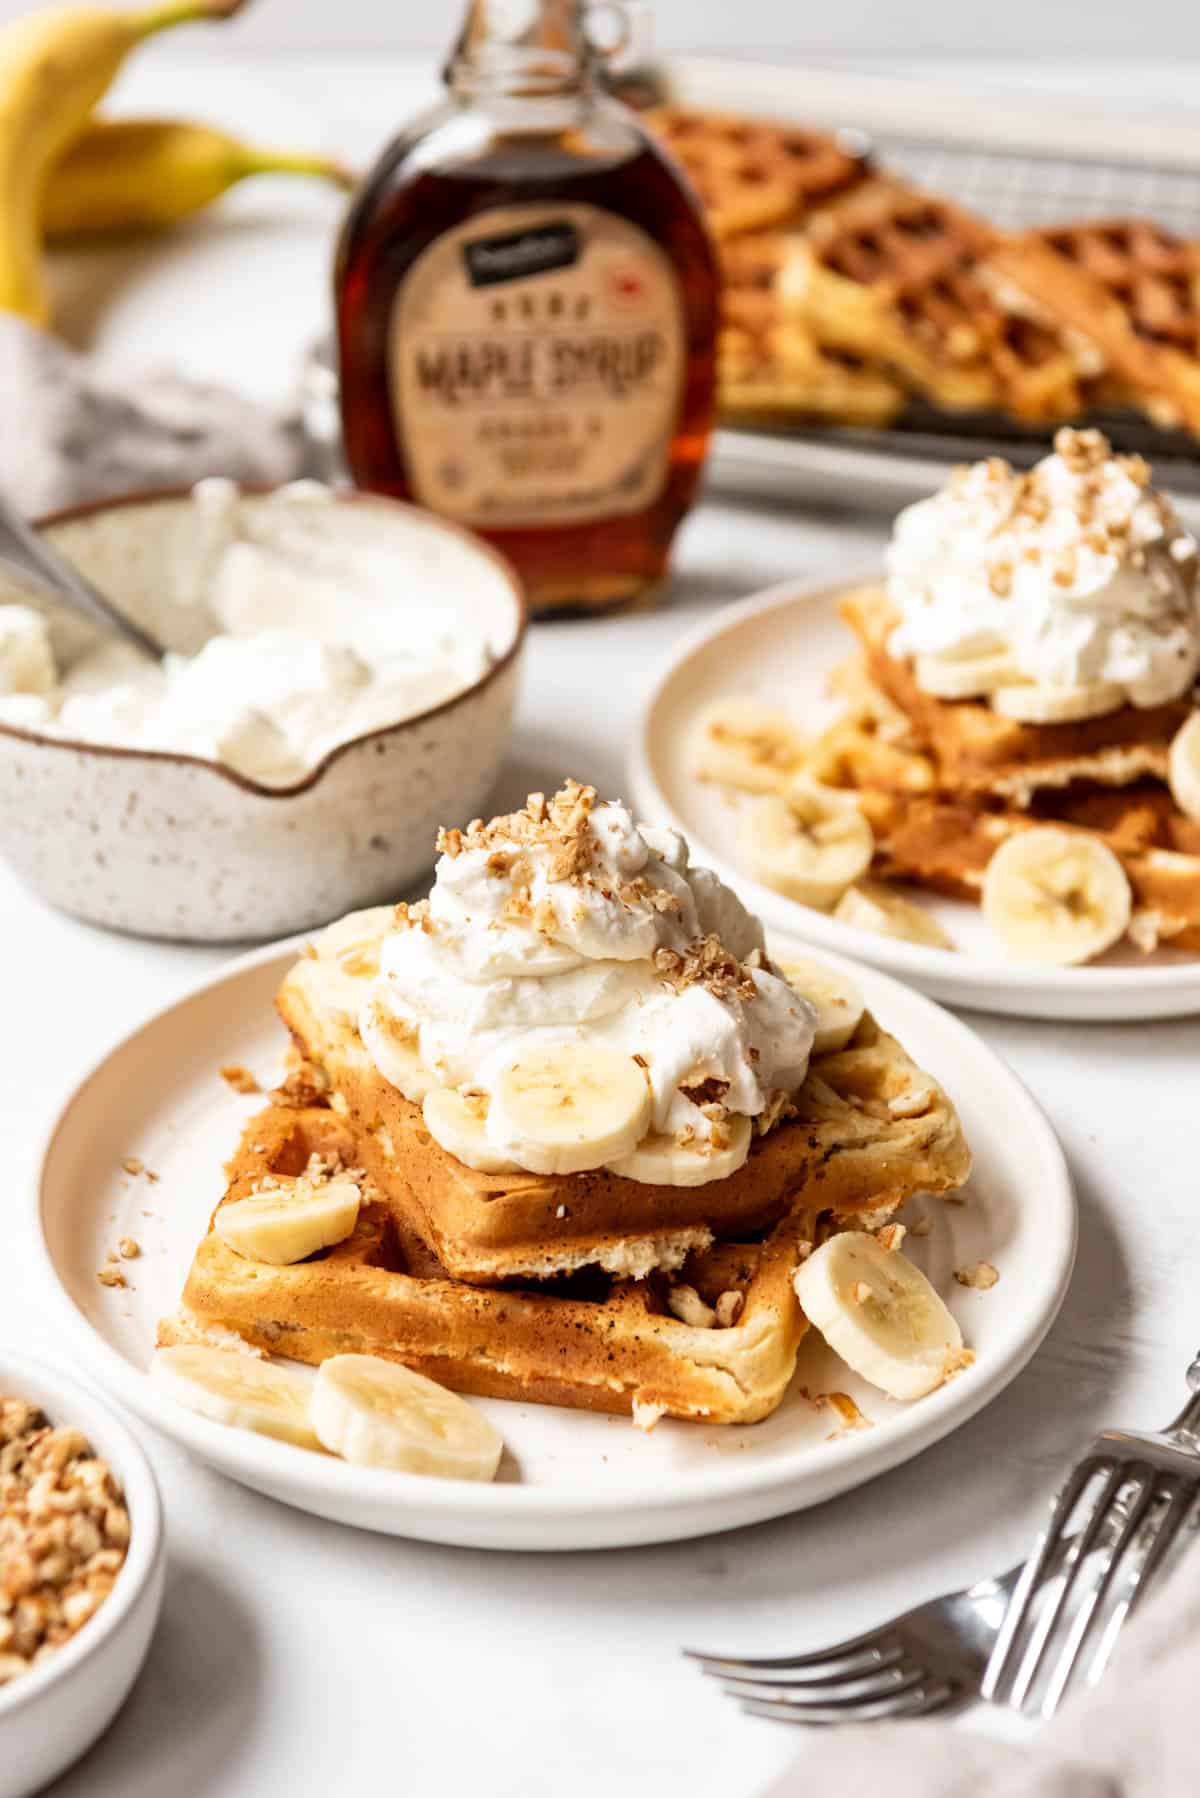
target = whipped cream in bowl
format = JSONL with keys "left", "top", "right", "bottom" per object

{"left": 888, "top": 430, "right": 1200, "bottom": 716}
{"left": 0, "top": 484, "right": 526, "bottom": 939}
{"left": 364, "top": 782, "right": 818, "bottom": 1187}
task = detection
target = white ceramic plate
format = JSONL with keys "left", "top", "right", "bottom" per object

{"left": 630, "top": 575, "right": 1200, "bottom": 1022}
{"left": 31, "top": 935, "right": 1073, "bottom": 1552}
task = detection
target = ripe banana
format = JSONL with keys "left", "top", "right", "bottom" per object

{"left": 793, "top": 1232, "right": 963, "bottom": 1401}
{"left": 607, "top": 1114, "right": 751, "bottom": 1186}
{"left": 1168, "top": 711, "right": 1200, "bottom": 823}
{"left": 489, "top": 1043, "right": 652, "bottom": 1175}
{"left": 990, "top": 677, "right": 1124, "bottom": 724}
{"left": 0, "top": 0, "right": 247, "bottom": 324}
{"left": 45, "top": 116, "right": 354, "bottom": 241}
{"left": 774, "top": 954, "right": 864, "bottom": 1053}
{"left": 833, "top": 881, "right": 954, "bottom": 951}
{"left": 214, "top": 1176, "right": 361, "bottom": 1266}
{"left": 151, "top": 1343, "right": 323, "bottom": 1450}
{"left": 422, "top": 1086, "right": 518, "bottom": 1174}
{"left": 915, "top": 647, "right": 1022, "bottom": 700}
{"left": 982, "top": 826, "right": 1132, "bottom": 965}
{"left": 742, "top": 779, "right": 874, "bottom": 910}
{"left": 310, "top": 1354, "right": 504, "bottom": 1480}
{"left": 691, "top": 696, "right": 810, "bottom": 793}
{"left": 357, "top": 998, "right": 437, "bottom": 1103}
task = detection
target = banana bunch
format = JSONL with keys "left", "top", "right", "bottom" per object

{"left": 0, "top": 0, "right": 353, "bottom": 328}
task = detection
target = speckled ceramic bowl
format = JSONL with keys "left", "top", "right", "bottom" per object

{"left": 0, "top": 489, "right": 526, "bottom": 941}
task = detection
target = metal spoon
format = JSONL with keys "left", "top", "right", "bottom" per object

{"left": 0, "top": 488, "right": 166, "bottom": 662}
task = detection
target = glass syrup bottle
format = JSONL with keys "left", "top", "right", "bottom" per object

{"left": 334, "top": 0, "right": 718, "bottom": 616}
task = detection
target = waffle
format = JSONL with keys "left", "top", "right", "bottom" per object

{"left": 779, "top": 179, "right": 1106, "bottom": 421}
{"left": 275, "top": 911, "right": 970, "bottom": 1285}
{"left": 159, "top": 1105, "right": 815, "bottom": 1425}
{"left": 719, "top": 235, "right": 906, "bottom": 426}
{"left": 646, "top": 106, "right": 870, "bottom": 238}
{"left": 991, "top": 219, "right": 1200, "bottom": 433}
{"left": 840, "top": 583, "right": 1189, "bottom": 805}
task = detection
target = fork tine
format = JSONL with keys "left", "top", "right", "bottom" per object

{"left": 738, "top": 1680, "right": 958, "bottom": 1727}
{"left": 1080, "top": 1479, "right": 1195, "bottom": 1695}
{"left": 683, "top": 1646, "right": 899, "bottom": 1682}
{"left": 1037, "top": 1468, "right": 1157, "bottom": 1718}
{"left": 981, "top": 1456, "right": 1111, "bottom": 1705}
{"left": 715, "top": 1663, "right": 928, "bottom": 1707}
{"left": 685, "top": 1632, "right": 901, "bottom": 1676}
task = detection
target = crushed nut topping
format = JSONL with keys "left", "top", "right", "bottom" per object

{"left": 905, "top": 1214, "right": 933, "bottom": 1238}
{"left": 437, "top": 781, "right": 597, "bottom": 881}
{"left": 954, "top": 1261, "right": 999, "bottom": 1290}
{"left": 117, "top": 1239, "right": 140, "bottom": 1261}
{"left": 0, "top": 1396, "right": 130, "bottom": 1688}
{"left": 875, "top": 1223, "right": 907, "bottom": 1253}
{"left": 653, "top": 934, "right": 757, "bottom": 1003}
{"left": 120, "top": 1157, "right": 143, "bottom": 1177}
{"left": 818, "top": 1392, "right": 872, "bottom": 1437}
{"left": 220, "top": 1064, "right": 260, "bottom": 1095}
{"left": 96, "top": 1265, "right": 126, "bottom": 1289}
{"left": 394, "top": 899, "right": 434, "bottom": 934}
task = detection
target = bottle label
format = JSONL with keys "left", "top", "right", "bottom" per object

{"left": 389, "top": 202, "right": 685, "bottom": 529}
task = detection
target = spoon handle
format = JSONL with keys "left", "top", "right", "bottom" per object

{"left": 0, "top": 492, "right": 166, "bottom": 663}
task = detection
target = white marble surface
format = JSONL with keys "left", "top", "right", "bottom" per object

{"left": 1, "top": 47, "right": 1198, "bottom": 1798}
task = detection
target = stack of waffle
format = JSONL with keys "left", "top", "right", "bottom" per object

{"left": 644, "top": 105, "right": 1200, "bottom": 439}
{"left": 161, "top": 905, "right": 970, "bottom": 1426}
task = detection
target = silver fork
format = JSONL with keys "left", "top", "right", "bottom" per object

{"left": 690, "top": 1351, "right": 1200, "bottom": 1727}
{"left": 687, "top": 1562, "right": 1018, "bottom": 1724}
{"left": 981, "top": 1350, "right": 1200, "bottom": 1718}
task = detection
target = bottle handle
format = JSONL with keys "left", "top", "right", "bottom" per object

{"left": 584, "top": 0, "right": 636, "bottom": 65}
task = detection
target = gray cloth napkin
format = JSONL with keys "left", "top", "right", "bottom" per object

{"left": 764, "top": 1542, "right": 1195, "bottom": 1798}
{"left": 0, "top": 314, "right": 307, "bottom": 517}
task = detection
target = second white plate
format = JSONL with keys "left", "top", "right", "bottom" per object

{"left": 630, "top": 575, "right": 1200, "bottom": 1022}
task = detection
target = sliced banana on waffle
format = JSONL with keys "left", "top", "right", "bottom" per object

{"left": 214, "top": 1178, "right": 361, "bottom": 1266}
{"left": 793, "top": 1233, "right": 963, "bottom": 1401}
{"left": 422, "top": 1087, "right": 519, "bottom": 1174}
{"left": 691, "top": 696, "right": 810, "bottom": 793}
{"left": 357, "top": 998, "right": 437, "bottom": 1103}
{"left": 774, "top": 955, "right": 864, "bottom": 1053}
{"left": 833, "top": 881, "right": 954, "bottom": 951}
{"left": 915, "top": 648, "right": 1023, "bottom": 700}
{"left": 1168, "top": 711, "right": 1200, "bottom": 823}
{"left": 310, "top": 1354, "right": 503, "bottom": 1480}
{"left": 742, "top": 779, "right": 874, "bottom": 909}
{"left": 489, "top": 1043, "right": 652, "bottom": 1175}
{"left": 982, "top": 827, "right": 1132, "bottom": 965}
{"left": 990, "top": 678, "right": 1124, "bottom": 724}
{"left": 151, "top": 1345, "right": 322, "bottom": 1450}
{"left": 607, "top": 1114, "right": 752, "bottom": 1186}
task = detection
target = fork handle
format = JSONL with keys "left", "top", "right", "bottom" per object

{"left": 1164, "top": 1352, "right": 1200, "bottom": 1446}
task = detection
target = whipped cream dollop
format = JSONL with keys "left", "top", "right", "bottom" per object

{"left": 887, "top": 430, "right": 1200, "bottom": 708}
{"left": 365, "top": 782, "right": 818, "bottom": 1170}
{"left": 0, "top": 481, "right": 497, "bottom": 784}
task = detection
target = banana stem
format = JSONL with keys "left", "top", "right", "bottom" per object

{"left": 242, "top": 149, "right": 358, "bottom": 191}
{"left": 135, "top": 0, "right": 249, "bottom": 38}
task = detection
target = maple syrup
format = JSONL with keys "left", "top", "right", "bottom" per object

{"left": 334, "top": 0, "right": 718, "bottom": 615}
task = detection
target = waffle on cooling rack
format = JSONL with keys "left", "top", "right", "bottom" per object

{"left": 839, "top": 584, "right": 1190, "bottom": 805}
{"left": 275, "top": 910, "right": 969, "bottom": 1286}
{"left": 646, "top": 106, "right": 871, "bottom": 238}
{"left": 159, "top": 1104, "right": 814, "bottom": 1425}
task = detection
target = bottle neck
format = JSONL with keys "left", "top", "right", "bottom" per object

{"left": 446, "top": 0, "right": 597, "bottom": 99}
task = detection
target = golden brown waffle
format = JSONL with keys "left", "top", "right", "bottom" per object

{"left": 646, "top": 106, "right": 870, "bottom": 238}
{"left": 158, "top": 1105, "right": 815, "bottom": 1425}
{"left": 991, "top": 219, "right": 1200, "bottom": 432}
{"left": 840, "top": 584, "right": 1189, "bottom": 805}
{"left": 719, "top": 236, "right": 905, "bottom": 426}
{"left": 780, "top": 180, "right": 1106, "bottom": 421}
{"left": 275, "top": 911, "right": 970, "bottom": 1285}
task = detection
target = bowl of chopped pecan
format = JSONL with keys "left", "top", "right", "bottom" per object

{"left": 0, "top": 1352, "right": 164, "bottom": 1798}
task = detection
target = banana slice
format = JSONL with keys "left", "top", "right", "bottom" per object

{"left": 310, "top": 1354, "right": 503, "bottom": 1480}
{"left": 775, "top": 955, "right": 865, "bottom": 1053}
{"left": 1167, "top": 712, "right": 1200, "bottom": 823}
{"left": 422, "top": 1087, "right": 519, "bottom": 1173}
{"left": 742, "top": 780, "right": 874, "bottom": 910}
{"left": 793, "top": 1233, "right": 962, "bottom": 1401}
{"left": 488, "top": 1043, "right": 652, "bottom": 1175}
{"left": 833, "top": 881, "right": 954, "bottom": 951}
{"left": 214, "top": 1177, "right": 361, "bottom": 1267}
{"left": 150, "top": 1345, "right": 322, "bottom": 1450}
{"left": 915, "top": 648, "right": 1023, "bottom": 700}
{"left": 990, "top": 678, "right": 1124, "bottom": 724}
{"left": 358, "top": 998, "right": 437, "bottom": 1103}
{"left": 982, "top": 827, "right": 1132, "bottom": 965}
{"left": 607, "top": 1114, "right": 752, "bottom": 1186}
{"left": 691, "top": 697, "right": 810, "bottom": 793}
